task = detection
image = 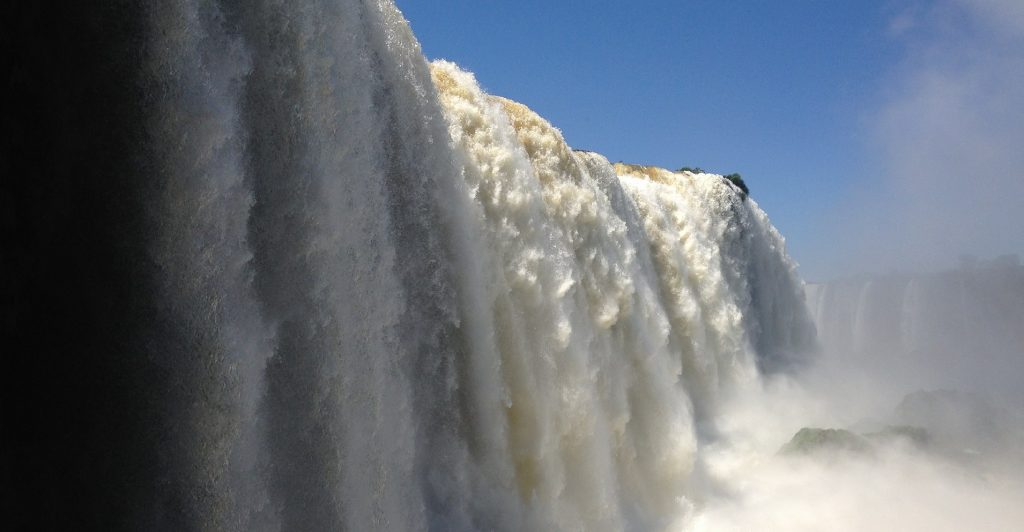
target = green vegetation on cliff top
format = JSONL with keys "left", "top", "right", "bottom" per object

{"left": 676, "top": 167, "right": 749, "bottom": 199}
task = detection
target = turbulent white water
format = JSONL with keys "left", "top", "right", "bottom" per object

{"left": 10, "top": 1, "right": 816, "bottom": 529}
{"left": 427, "top": 64, "right": 813, "bottom": 528}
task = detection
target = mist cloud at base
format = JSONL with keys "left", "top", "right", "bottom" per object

{"left": 692, "top": 262, "right": 1024, "bottom": 530}
{"left": 688, "top": 372, "right": 1024, "bottom": 531}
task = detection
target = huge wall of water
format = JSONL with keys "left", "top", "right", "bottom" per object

{"left": 3, "top": 1, "right": 815, "bottom": 529}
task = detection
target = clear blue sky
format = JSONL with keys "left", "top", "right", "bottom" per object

{"left": 395, "top": 0, "right": 1024, "bottom": 281}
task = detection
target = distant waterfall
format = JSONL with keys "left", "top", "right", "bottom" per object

{"left": 806, "top": 257, "right": 1024, "bottom": 399}
{"left": 4, "top": 1, "right": 815, "bottom": 530}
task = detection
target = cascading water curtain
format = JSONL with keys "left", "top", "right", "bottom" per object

{"left": 3, "top": 1, "right": 816, "bottom": 530}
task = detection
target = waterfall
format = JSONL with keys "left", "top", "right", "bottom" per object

{"left": 806, "top": 257, "right": 1024, "bottom": 401}
{"left": 4, "top": 1, "right": 815, "bottom": 530}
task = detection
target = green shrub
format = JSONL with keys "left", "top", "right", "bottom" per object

{"left": 676, "top": 167, "right": 750, "bottom": 198}
{"left": 724, "top": 173, "right": 749, "bottom": 197}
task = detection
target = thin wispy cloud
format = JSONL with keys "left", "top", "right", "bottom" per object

{"left": 833, "top": 0, "right": 1024, "bottom": 276}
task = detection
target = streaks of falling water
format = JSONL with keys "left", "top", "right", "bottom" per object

{"left": 5, "top": 1, "right": 817, "bottom": 530}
